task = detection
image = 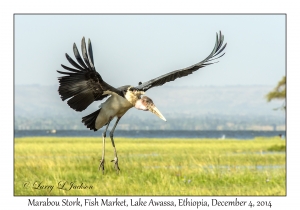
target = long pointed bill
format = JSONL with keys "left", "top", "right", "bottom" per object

{"left": 148, "top": 105, "right": 167, "bottom": 121}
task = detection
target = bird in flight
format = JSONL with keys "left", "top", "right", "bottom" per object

{"left": 57, "top": 31, "right": 227, "bottom": 173}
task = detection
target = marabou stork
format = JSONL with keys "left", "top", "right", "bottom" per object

{"left": 57, "top": 31, "right": 227, "bottom": 173}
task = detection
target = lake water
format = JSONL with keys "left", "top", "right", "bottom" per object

{"left": 14, "top": 130, "right": 285, "bottom": 139}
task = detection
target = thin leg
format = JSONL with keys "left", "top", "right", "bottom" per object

{"left": 110, "top": 117, "right": 121, "bottom": 173}
{"left": 99, "top": 117, "right": 112, "bottom": 174}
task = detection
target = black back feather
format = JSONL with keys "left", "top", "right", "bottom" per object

{"left": 82, "top": 109, "right": 101, "bottom": 131}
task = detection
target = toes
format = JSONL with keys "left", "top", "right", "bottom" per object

{"left": 114, "top": 166, "right": 120, "bottom": 172}
{"left": 111, "top": 158, "right": 120, "bottom": 172}
{"left": 99, "top": 159, "right": 105, "bottom": 173}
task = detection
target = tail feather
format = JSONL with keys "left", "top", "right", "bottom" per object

{"left": 82, "top": 109, "right": 101, "bottom": 131}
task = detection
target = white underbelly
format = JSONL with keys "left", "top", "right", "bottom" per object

{"left": 95, "top": 94, "right": 133, "bottom": 129}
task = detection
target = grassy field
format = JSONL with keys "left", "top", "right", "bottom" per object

{"left": 14, "top": 136, "right": 286, "bottom": 196}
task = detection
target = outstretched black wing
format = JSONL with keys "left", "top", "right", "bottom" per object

{"left": 134, "top": 31, "right": 227, "bottom": 92}
{"left": 57, "top": 37, "right": 123, "bottom": 112}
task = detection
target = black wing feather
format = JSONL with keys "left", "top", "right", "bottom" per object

{"left": 135, "top": 31, "right": 227, "bottom": 92}
{"left": 57, "top": 37, "right": 123, "bottom": 112}
{"left": 215, "top": 31, "right": 224, "bottom": 52}
{"left": 61, "top": 64, "right": 82, "bottom": 73}
{"left": 73, "top": 43, "right": 88, "bottom": 70}
{"left": 88, "top": 39, "right": 95, "bottom": 70}
{"left": 81, "top": 38, "right": 93, "bottom": 70}
{"left": 65, "top": 53, "right": 85, "bottom": 71}
{"left": 214, "top": 43, "right": 227, "bottom": 57}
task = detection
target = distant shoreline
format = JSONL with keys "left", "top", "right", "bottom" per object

{"left": 14, "top": 130, "right": 286, "bottom": 140}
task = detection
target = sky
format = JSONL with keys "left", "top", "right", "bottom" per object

{"left": 15, "top": 14, "right": 286, "bottom": 88}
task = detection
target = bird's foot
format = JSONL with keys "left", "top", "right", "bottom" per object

{"left": 111, "top": 157, "right": 120, "bottom": 173}
{"left": 99, "top": 158, "right": 105, "bottom": 174}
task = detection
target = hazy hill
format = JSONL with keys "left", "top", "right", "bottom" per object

{"left": 15, "top": 84, "right": 285, "bottom": 130}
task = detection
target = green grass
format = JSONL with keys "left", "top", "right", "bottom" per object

{"left": 14, "top": 136, "right": 286, "bottom": 196}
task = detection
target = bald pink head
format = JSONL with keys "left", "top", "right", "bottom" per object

{"left": 134, "top": 96, "right": 166, "bottom": 121}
